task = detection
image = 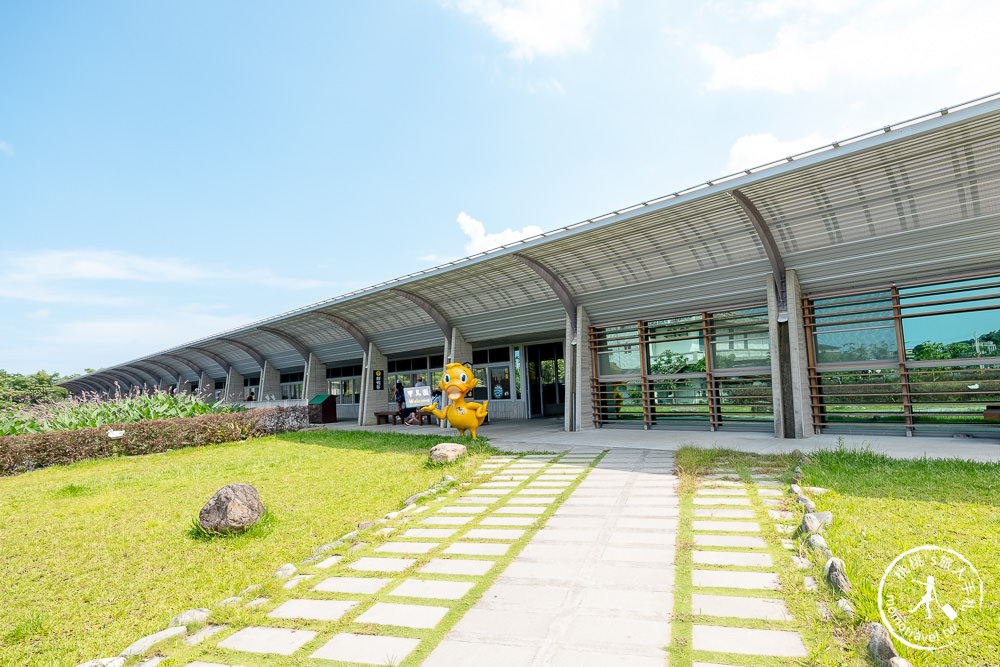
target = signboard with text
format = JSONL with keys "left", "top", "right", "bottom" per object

{"left": 372, "top": 369, "right": 384, "bottom": 391}
{"left": 404, "top": 385, "right": 433, "bottom": 408}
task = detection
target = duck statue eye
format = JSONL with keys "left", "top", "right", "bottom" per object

{"left": 443, "top": 374, "right": 450, "bottom": 383}
{"left": 460, "top": 373, "right": 467, "bottom": 382}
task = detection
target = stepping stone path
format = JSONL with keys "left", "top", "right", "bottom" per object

{"left": 684, "top": 468, "right": 809, "bottom": 662}
{"left": 102, "top": 452, "right": 822, "bottom": 666}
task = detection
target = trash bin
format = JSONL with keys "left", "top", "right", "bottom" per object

{"left": 308, "top": 394, "right": 337, "bottom": 424}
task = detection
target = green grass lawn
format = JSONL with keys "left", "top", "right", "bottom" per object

{"left": 801, "top": 448, "right": 1000, "bottom": 667}
{"left": 0, "top": 430, "right": 493, "bottom": 666}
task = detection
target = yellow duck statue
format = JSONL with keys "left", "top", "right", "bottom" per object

{"left": 421, "top": 362, "right": 489, "bottom": 439}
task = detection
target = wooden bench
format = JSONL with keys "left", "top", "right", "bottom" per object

{"left": 374, "top": 411, "right": 400, "bottom": 425}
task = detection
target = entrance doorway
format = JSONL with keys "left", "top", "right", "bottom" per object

{"left": 526, "top": 342, "right": 565, "bottom": 417}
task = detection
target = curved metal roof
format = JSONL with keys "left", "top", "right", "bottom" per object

{"left": 66, "top": 92, "right": 1000, "bottom": 390}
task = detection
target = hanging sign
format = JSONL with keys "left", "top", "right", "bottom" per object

{"left": 372, "top": 369, "right": 384, "bottom": 391}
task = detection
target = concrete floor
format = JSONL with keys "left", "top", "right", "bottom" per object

{"left": 320, "top": 417, "right": 1000, "bottom": 462}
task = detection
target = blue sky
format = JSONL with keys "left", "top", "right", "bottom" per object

{"left": 2, "top": 0, "right": 998, "bottom": 376}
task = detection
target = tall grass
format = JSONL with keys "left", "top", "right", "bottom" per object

{"left": 0, "top": 386, "right": 244, "bottom": 436}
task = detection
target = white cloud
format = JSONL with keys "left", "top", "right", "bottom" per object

{"left": 457, "top": 211, "right": 543, "bottom": 254}
{"left": 445, "top": 0, "right": 616, "bottom": 60}
{"left": 0, "top": 250, "right": 331, "bottom": 303}
{"left": 0, "top": 141, "right": 13, "bottom": 157}
{"left": 725, "top": 131, "right": 832, "bottom": 173}
{"left": 699, "top": 1, "right": 1000, "bottom": 94}
{"left": 25, "top": 309, "right": 50, "bottom": 319}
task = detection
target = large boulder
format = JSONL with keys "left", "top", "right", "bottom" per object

{"left": 429, "top": 442, "right": 467, "bottom": 463}
{"left": 199, "top": 483, "right": 264, "bottom": 534}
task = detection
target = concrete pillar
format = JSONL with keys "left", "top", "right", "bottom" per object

{"left": 304, "top": 353, "right": 327, "bottom": 402}
{"left": 259, "top": 360, "right": 280, "bottom": 401}
{"left": 359, "top": 343, "right": 388, "bottom": 425}
{"left": 564, "top": 314, "right": 575, "bottom": 432}
{"left": 767, "top": 277, "right": 790, "bottom": 438}
{"left": 200, "top": 372, "right": 214, "bottom": 400}
{"left": 178, "top": 377, "right": 192, "bottom": 394}
{"left": 226, "top": 367, "right": 244, "bottom": 402}
{"left": 157, "top": 377, "right": 169, "bottom": 392}
{"left": 575, "top": 306, "right": 595, "bottom": 430}
{"left": 448, "top": 328, "right": 472, "bottom": 366}
{"left": 785, "top": 270, "right": 814, "bottom": 438}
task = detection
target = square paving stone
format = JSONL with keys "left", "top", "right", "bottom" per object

{"left": 401, "top": 528, "right": 458, "bottom": 538}
{"left": 444, "top": 542, "right": 511, "bottom": 556}
{"left": 621, "top": 507, "right": 680, "bottom": 518}
{"left": 422, "top": 516, "right": 474, "bottom": 525}
{"left": 757, "top": 488, "right": 784, "bottom": 496}
{"left": 774, "top": 524, "right": 795, "bottom": 534}
{"left": 467, "top": 488, "right": 510, "bottom": 495}
{"left": 420, "top": 558, "right": 495, "bottom": 575}
{"left": 695, "top": 488, "right": 747, "bottom": 496}
{"left": 268, "top": 598, "right": 359, "bottom": 621}
{"left": 441, "top": 504, "right": 488, "bottom": 513}
{"left": 693, "top": 550, "right": 773, "bottom": 567}
{"left": 494, "top": 505, "right": 546, "bottom": 514}
{"left": 310, "top": 633, "right": 421, "bottom": 665}
{"left": 465, "top": 528, "right": 525, "bottom": 540}
{"left": 562, "top": 614, "right": 671, "bottom": 649}
{"left": 693, "top": 497, "right": 751, "bottom": 506}
{"left": 535, "top": 528, "right": 603, "bottom": 542}
{"left": 355, "top": 602, "right": 450, "bottom": 629}
{"left": 508, "top": 496, "right": 557, "bottom": 504}
{"left": 390, "top": 579, "right": 475, "bottom": 600}
{"left": 458, "top": 495, "right": 501, "bottom": 503}
{"left": 607, "top": 530, "right": 676, "bottom": 546}
{"left": 768, "top": 509, "right": 796, "bottom": 521}
{"left": 517, "top": 489, "right": 562, "bottom": 495}
{"left": 315, "top": 554, "right": 343, "bottom": 569}
{"left": 480, "top": 481, "right": 520, "bottom": 487}
{"left": 424, "top": 639, "right": 538, "bottom": 667}
{"left": 691, "top": 625, "right": 806, "bottom": 657}
{"left": 602, "top": 546, "right": 675, "bottom": 564}
{"left": 283, "top": 574, "right": 315, "bottom": 589}
{"left": 692, "top": 520, "right": 761, "bottom": 533}
{"left": 692, "top": 569, "right": 781, "bottom": 590}
{"left": 693, "top": 509, "right": 756, "bottom": 519}
{"left": 690, "top": 593, "right": 793, "bottom": 621}
{"left": 578, "top": 587, "right": 673, "bottom": 615}
{"left": 480, "top": 516, "right": 536, "bottom": 526}
{"left": 616, "top": 518, "right": 679, "bottom": 530}
{"left": 313, "top": 576, "right": 392, "bottom": 594}
{"left": 693, "top": 534, "right": 768, "bottom": 549}
{"left": 375, "top": 541, "right": 439, "bottom": 554}
{"left": 349, "top": 557, "right": 416, "bottom": 572}
{"left": 528, "top": 481, "right": 572, "bottom": 487}
{"left": 217, "top": 626, "right": 318, "bottom": 655}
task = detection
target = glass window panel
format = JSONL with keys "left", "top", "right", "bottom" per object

{"left": 811, "top": 292, "right": 897, "bottom": 363}
{"left": 598, "top": 381, "right": 644, "bottom": 421}
{"left": 598, "top": 349, "right": 641, "bottom": 375}
{"left": 489, "top": 365, "right": 511, "bottom": 399}
{"left": 647, "top": 338, "right": 705, "bottom": 374}
{"left": 472, "top": 367, "right": 488, "bottom": 400}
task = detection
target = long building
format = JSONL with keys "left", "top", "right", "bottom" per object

{"left": 61, "top": 93, "right": 1000, "bottom": 439}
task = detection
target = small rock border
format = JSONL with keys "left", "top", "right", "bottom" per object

{"left": 789, "top": 452, "right": 914, "bottom": 667}
{"left": 73, "top": 473, "right": 459, "bottom": 666}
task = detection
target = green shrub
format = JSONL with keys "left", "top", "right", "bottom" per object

{"left": 0, "top": 406, "right": 307, "bottom": 476}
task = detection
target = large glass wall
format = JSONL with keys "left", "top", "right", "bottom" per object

{"left": 805, "top": 273, "right": 1000, "bottom": 433}
{"left": 591, "top": 306, "right": 772, "bottom": 429}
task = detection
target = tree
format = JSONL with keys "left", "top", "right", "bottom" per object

{"left": 0, "top": 369, "right": 69, "bottom": 407}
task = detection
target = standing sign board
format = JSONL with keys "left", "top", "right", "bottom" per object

{"left": 404, "top": 385, "right": 433, "bottom": 408}
{"left": 372, "top": 369, "right": 384, "bottom": 391}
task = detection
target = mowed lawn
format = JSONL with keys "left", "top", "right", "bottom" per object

{"left": 0, "top": 430, "right": 491, "bottom": 666}
{"left": 801, "top": 449, "right": 1000, "bottom": 667}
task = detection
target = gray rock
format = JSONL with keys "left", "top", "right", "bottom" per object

{"left": 430, "top": 442, "right": 468, "bottom": 463}
{"left": 806, "top": 533, "right": 833, "bottom": 559}
{"left": 887, "top": 658, "right": 915, "bottom": 667}
{"left": 800, "top": 455, "right": 813, "bottom": 465}
{"left": 817, "top": 602, "right": 832, "bottom": 620}
{"left": 801, "top": 511, "right": 832, "bottom": 534}
{"left": 789, "top": 483, "right": 802, "bottom": 496}
{"left": 357, "top": 521, "right": 376, "bottom": 530}
{"left": 168, "top": 608, "right": 210, "bottom": 627}
{"left": 442, "top": 475, "right": 457, "bottom": 482}
{"left": 119, "top": 626, "right": 186, "bottom": 657}
{"left": 836, "top": 598, "right": 857, "bottom": 619}
{"left": 198, "top": 483, "right": 264, "bottom": 534}
{"left": 796, "top": 496, "right": 817, "bottom": 513}
{"left": 794, "top": 466, "right": 803, "bottom": 475}
{"left": 823, "top": 557, "right": 853, "bottom": 593}
{"left": 403, "top": 491, "right": 430, "bottom": 505}
{"left": 76, "top": 660, "right": 126, "bottom": 667}
{"left": 274, "top": 563, "right": 296, "bottom": 579}
{"left": 862, "top": 622, "right": 899, "bottom": 666}
{"left": 314, "top": 541, "right": 343, "bottom": 553}
{"left": 239, "top": 584, "right": 260, "bottom": 595}
{"left": 217, "top": 597, "right": 242, "bottom": 607}
{"left": 804, "top": 486, "right": 829, "bottom": 495}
